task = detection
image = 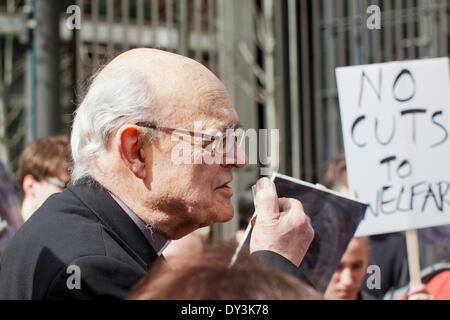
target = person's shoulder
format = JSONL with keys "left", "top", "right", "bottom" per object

{"left": 2, "top": 189, "right": 106, "bottom": 264}
{"left": 426, "top": 270, "right": 450, "bottom": 300}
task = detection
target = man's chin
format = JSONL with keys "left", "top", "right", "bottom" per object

{"left": 208, "top": 206, "right": 234, "bottom": 225}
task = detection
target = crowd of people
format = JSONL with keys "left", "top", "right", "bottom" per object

{"left": 0, "top": 48, "right": 448, "bottom": 300}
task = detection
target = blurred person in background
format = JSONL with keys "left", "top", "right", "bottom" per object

{"left": 128, "top": 245, "right": 322, "bottom": 300}
{"left": 322, "top": 154, "right": 376, "bottom": 300}
{"left": 322, "top": 153, "right": 409, "bottom": 298}
{"left": 325, "top": 236, "right": 374, "bottom": 300}
{"left": 17, "top": 136, "right": 73, "bottom": 222}
{"left": 0, "top": 160, "right": 23, "bottom": 255}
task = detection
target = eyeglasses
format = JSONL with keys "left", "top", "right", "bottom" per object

{"left": 47, "top": 177, "right": 68, "bottom": 189}
{"left": 136, "top": 122, "right": 245, "bottom": 155}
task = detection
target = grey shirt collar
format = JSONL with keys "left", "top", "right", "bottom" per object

{"left": 109, "top": 192, "right": 171, "bottom": 256}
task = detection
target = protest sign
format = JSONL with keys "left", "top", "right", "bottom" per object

{"left": 231, "top": 173, "right": 367, "bottom": 293}
{"left": 336, "top": 58, "right": 450, "bottom": 237}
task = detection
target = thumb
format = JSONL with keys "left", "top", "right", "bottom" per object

{"left": 255, "top": 177, "right": 280, "bottom": 222}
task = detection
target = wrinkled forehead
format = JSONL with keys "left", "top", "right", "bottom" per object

{"left": 159, "top": 77, "right": 240, "bottom": 132}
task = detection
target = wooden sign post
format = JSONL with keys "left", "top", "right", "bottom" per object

{"left": 405, "top": 229, "right": 422, "bottom": 289}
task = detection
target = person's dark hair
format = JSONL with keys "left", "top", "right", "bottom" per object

{"left": 322, "top": 153, "right": 347, "bottom": 191}
{"left": 128, "top": 245, "right": 322, "bottom": 300}
{"left": 17, "top": 136, "right": 73, "bottom": 189}
{"left": 238, "top": 186, "right": 255, "bottom": 230}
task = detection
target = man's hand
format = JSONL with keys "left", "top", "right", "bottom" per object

{"left": 407, "top": 284, "right": 434, "bottom": 300}
{"left": 250, "top": 177, "right": 314, "bottom": 267}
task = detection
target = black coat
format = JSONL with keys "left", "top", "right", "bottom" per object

{"left": 0, "top": 178, "right": 299, "bottom": 300}
{"left": 0, "top": 179, "right": 160, "bottom": 300}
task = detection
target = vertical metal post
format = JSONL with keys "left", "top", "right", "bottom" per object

{"left": 287, "top": 0, "right": 300, "bottom": 179}
{"left": 137, "top": 0, "right": 144, "bottom": 46}
{"left": 325, "top": 0, "right": 338, "bottom": 160}
{"left": 194, "top": 0, "right": 202, "bottom": 62}
{"left": 441, "top": 0, "right": 448, "bottom": 57}
{"left": 122, "top": 0, "right": 130, "bottom": 51}
{"left": 73, "top": 0, "right": 83, "bottom": 110}
{"left": 395, "top": 0, "right": 404, "bottom": 60}
{"left": 166, "top": 0, "right": 175, "bottom": 51}
{"left": 152, "top": 0, "right": 159, "bottom": 47}
{"left": 35, "top": 0, "right": 60, "bottom": 137}
{"left": 312, "top": 0, "right": 324, "bottom": 181}
{"left": 384, "top": 0, "right": 393, "bottom": 62}
{"left": 107, "top": 0, "right": 114, "bottom": 59}
{"left": 25, "top": 0, "right": 37, "bottom": 143}
{"left": 299, "top": 0, "right": 313, "bottom": 181}
{"left": 406, "top": 0, "right": 415, "bottom": 59}
{"left": 92, "top": 0, "right": 100, "bottom": 67}
{"left": 207, "top": 0, "right": 216, "bottom": 72}
{"left": 372, "top": 0, "right": 382, "bottom": 63}
{"left": 178, "top": 0, "right": 189, "bottom": 55}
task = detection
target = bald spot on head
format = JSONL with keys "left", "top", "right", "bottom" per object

{"left": 97, "top": 48, "right": 238, "bottom": 130}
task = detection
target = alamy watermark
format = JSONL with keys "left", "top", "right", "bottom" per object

{"left": 66, "top": 265, "right": 81, "bottom": 290}
{"left": 367, "top": 5, "right": 381, "bottom": 30}
{"left": 66, "top": 4, "right": 382, "bottom": 31}
{"left": 166, "top": 121, "right": 279, "bottom": 176}
{"left": 66, "top": 5, "right": 81, "bottom": 30}
{"left": 366, "top": 264, "right": 381, "bottom": 290}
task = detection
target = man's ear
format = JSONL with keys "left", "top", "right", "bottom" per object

{"left": 118, "top": 126, "right": 147, "bottom": 180}
{"left": 22, "top": 174, "right": 36, "bottom": 196}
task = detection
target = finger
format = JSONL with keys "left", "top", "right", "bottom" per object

{"left": 278, "top": 198, "right": 310, "bottom": 224}
{"left": 255, "top": 177, "right": 280, "bottom": 221}
{"left": 251, "top": 216, "right": 257, "bottom": 227}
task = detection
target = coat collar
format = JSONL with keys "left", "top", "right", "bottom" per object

{"left": 66, "top": 177, "right": 159, "bottom": 270}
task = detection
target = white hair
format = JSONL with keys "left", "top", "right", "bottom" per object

{"left": 71, "top": 66, "right": 156, "bottom": 183}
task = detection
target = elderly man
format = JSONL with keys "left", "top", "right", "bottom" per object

{"left": 0, "top": 49, "right": 313, "bottom": 299}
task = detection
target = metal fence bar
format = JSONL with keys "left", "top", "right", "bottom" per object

{"left": 336, "top": 0, "right": 345, "bottom": 67}
{"left": 151, "top": 0, "right": 158, "bottom": 47}
{"left": 360, "top": 0, "right": 369, "bottom": 63}
{"left": 194, "top": 0, "right": 202, "bottom": 62}
{"left": 207, "top": 0, "right": 216, "bottom": 72}
{"left": 137, "top": 0, "right": 144, "bottom": 46}
{"left": 122, "top": 0, "right": 130, "bottom": 50}
{"left": 347, "top": 0, "right": 356, "bottom": 64}
{"left": 91, "top": 0, "right": 100, "bottom": 68}
{"left": 334, "top": 0, "right": 344, "bottom": 153}
{"left": 312, "top": 0, "right": 324, "bottom": 180}
{"left": 75, "top": 0, "right": 84, "bottom": 94}
{"left": 395, "top": 0, "right": 404, "bottom": 60}
{"left": 178, "top": 0, "right": 189, "bottom": 55}
{"left": 107, "top": 0, "right": 114, "bottom": 59}
{"left": 287, "top": 0, "right": 300, "bottom": 179}
{"left": 441, "top": 0, "right": 449, "bottom": 56}
{"left": 429, "top": 0, "right": 438, "bottom": 57}
{"left": 384, "top": 0, "right": 394, "bottom": 62}
{"left": 372, "top": 0, "right": 382, "bottom": 63}
{"left": 300, "top": 0, "right": 313, "bottom": 181}
{"left": 325, "top": 0, "right": 338, "bottom": 161}
{"left": 166, "top": 0, "right": 174, "bottom": 51}
{"left": 406, "top": 0, "right": 415, "bottom": 59}
{"left": 418, "top": 0, "right": 428, "bottom": 58}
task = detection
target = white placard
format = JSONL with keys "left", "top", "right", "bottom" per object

{"left": 336, "top": 58, "right": 450, "bottom": 236}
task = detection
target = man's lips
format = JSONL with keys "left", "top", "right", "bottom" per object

{"left": 217, "top": 182, "right": 233, "bottom": 195}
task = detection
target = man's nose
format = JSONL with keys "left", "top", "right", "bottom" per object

{"left": 222, "top": 143, "right": 248, "bottom": 168}
{"left": 340, "top": 268, "right": 354, "bottom": 287}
